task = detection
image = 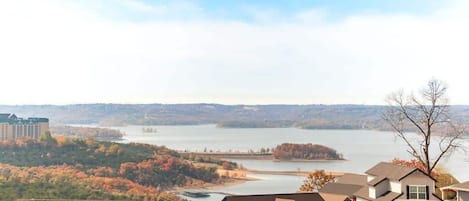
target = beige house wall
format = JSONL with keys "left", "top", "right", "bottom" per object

{"left": 396, "top": 171, "right": 439, "bottom": 201}
{"left": 375, "top": 181, "right": 390, "bottom": 197}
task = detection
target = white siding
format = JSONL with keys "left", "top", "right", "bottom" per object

{"left": 370, "top": 187, "right": 376, "bottom": 199}
{"left": 391, "top": 181, "right": 402, "bottom": 193}
{"left": 368, "top": 175, "right": 376, "bottom": 182}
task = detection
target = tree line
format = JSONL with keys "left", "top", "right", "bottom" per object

{"left": 272, "top": 143, "right": 343, "bottom": 160}
{"left": 0, "top": 133, "right": 224, "bottom": 200}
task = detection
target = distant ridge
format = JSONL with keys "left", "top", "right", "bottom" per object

{"left": 1, "top": 104, "right": 469, "bottom": 131}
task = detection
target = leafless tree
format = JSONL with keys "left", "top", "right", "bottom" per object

{"left": 383, "top": 79, "right": 465, "bottom": 176}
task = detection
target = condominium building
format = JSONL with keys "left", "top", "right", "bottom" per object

{"left": 0, "top": 113, "right": 49, "bottom": 140}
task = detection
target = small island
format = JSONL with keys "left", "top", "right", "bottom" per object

{"left": 272, "top": 143, "right": 344, "bottom": 161}
{"left": 142, "top": 127, "right": 158, "bottom": 133}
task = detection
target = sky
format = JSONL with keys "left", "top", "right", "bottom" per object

{"left": 1, "top": 0, "right": 469, "bottom": 105}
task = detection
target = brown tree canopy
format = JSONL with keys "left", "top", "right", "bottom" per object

{"left": 383, "top": 79, "right": 465, "bottom": 176}
{"left": 299, "top": 170, "right": 335, "bottom": 192}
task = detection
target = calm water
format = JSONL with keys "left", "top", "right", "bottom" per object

{"left": 180, "top": 174, "right": 304, "bottom": 201}
{"left": 96, "top": 124, "right": 468, "bottom": 200}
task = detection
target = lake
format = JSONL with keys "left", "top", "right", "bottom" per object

{"left": 99, "top": 124, "right": 468, "bottom": 200}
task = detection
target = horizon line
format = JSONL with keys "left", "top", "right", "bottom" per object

{"left": 1, "top": 103, "right": 469, "bottom": 107}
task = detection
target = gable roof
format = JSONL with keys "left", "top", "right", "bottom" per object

{"left": 222, "top": 193, "right": 325, "bottom": 201}
{"left": 318, "top": 193, "right": 349, "bottom": 201}
{"left": 365, "top": 162, "right": 434, "bottom": 181}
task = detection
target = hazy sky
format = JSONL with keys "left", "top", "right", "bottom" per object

{"left": 1, "top": 0, "right": 469, "bottom": 105}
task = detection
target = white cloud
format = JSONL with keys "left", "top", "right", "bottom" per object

{"left": 0, "top": 0, "right": 469, "bottom": 105}
{"left": 120, "top": 0, "right": 163, "bottom": 12}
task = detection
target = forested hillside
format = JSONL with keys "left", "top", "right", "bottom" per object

{"left": 2, "top": 104, "right": 469, "bottom": 130}
{"left": 0, "top": 134, "right": 226, "bottom": 200}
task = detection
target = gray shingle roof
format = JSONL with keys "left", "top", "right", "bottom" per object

{"left": 336, "top": 173, "right": 367, "bottom": 186}
{"left": 374, "top": 192, "right": 402, "bottom": 201}
{"left": 320, "top": 183, "right": 363, "bottom": 196}
{"left": 222, "top": 193, "right": 325, "bottom": 201}
{"left": 368, "top": 175, "right": 387, "bottom": 186}
{"left": 365, "top": 162, "right": 417, "bottom": 181}
{"left": 354, "top": 186, "right": 371, "bottom": 200}
{"left": 354, "top": 187, "right": 403, "bottom": 201}
{"left": 318, "top": 173, "right": 367, "bottom": 198}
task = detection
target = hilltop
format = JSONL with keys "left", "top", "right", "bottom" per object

{"left": 2, "top": 104, "right": 469, "bottom": 130}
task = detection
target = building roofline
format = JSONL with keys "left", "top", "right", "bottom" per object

{"left": 368, "top": 176, "right": 388, "bottom": 187}
{"left": 440, "top": 186, "right": 469, "bottom": 192}
{"left": 398, "top": 169, "right": 437, "bottom": 182}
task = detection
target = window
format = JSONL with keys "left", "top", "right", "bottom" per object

{"left": 409, "top": 185, "right": 427, "bottom": 199}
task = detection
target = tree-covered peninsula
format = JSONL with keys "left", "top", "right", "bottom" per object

{"left": 50, "top": 125, "right": 125, "bottom": 141}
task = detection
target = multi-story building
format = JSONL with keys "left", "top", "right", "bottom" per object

{"left": 0, "top": 113, "right": 49, "bottom": 140}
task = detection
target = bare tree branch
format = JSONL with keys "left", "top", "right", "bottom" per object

{"left": 383, "top": 79, "right": 464, "bottom": 175}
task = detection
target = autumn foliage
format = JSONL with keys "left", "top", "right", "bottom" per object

{"left": 273, "top": 143, "right": 343, "bottom": 160}
{"left": 0, "top": 136, "right": 220, "bottom": 200}
{"left": 391, "top": 158, "right": 439, "bottom": 177}
{"left": 299, "top": 170, "right": 335, "bottom": 192}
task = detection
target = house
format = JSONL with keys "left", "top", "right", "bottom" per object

{"left": 222, "top": 193, "right": 324, "bottom": 201}
{"left": 440, "top": 181, "right": 469, "bottom": 201}
{"left": 222, "top": 162, "right": 442, "bottom": 201}
{"left": 319, "top": 173, "right": 367, "bottom": 201}
{"left": 319, "top": 162, "right": 441, "bottom": 201}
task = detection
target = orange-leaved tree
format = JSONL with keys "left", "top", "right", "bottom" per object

{"left": 299, "top": 170, "right": 335, "bottom": 192}
{"left": 391, "top": 158, "right": 439, "bottom": 177}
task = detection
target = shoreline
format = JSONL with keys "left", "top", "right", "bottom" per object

{"left": 174, "top": 169, "right": 345, "bottom": 193}
{"left": 204, "top": 177, "right": 259, "bottom": 190}
{"left": 179, "top": 152, "right": 345, "bottom": 162}
{"left": 172, "top": 177, "right": 259, "bottom": 193}
{"left": 245, "top": 169, "right": 345, "bottom": 177}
